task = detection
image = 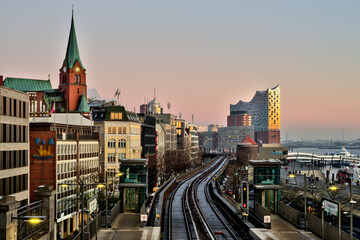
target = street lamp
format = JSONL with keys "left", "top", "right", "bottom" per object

{"left": 328, "top": 185, "right": 339, "bottom": 191}
{"left": 58, "top": 181, "right": 108, "bottom": 240}
{"left": 288, "top": 173, "right": 308, "bottom": 229}
{"left": 12, "top": 216, "right": 46, "bottom": 223}
{"left": 328, "top": 185, "right": 341, "bottom": 240}
{"left": 349, "top": 180, "right": 357, "bottom": 240}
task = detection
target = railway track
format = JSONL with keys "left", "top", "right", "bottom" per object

{"left": 167, "top": 156, "right": 242, "bottom": 240}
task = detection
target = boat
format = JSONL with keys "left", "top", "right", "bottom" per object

{"left": 336, "top": 166, "right": 360, "bottom": 185}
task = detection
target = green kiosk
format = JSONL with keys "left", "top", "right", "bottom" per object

{"left": 248, "top": 159, "right": 281, "bottom": 213}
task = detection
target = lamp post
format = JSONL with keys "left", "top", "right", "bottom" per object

{"left": 303, "top": 174, "right": 307, "bottom": 230}
{"left": 349, "top": 180, "right": 357, "bottom": 240}
{"left": 59, "top": 181, "right": 108, "bottom": 240}
{"left": 328, "top": 185, "right": 341, "bottom": 240}
{"left": 288, "top": 173, "right": 307, "bottom": 229}
{"left": 12, "top": 216, "right": 47, "bottom": 223}
{"left": 321, "top": 204, "right": 324, "bottom": 240}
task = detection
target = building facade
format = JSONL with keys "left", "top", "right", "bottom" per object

{"left": 227, "top": 112, "right": 251, "bottom": 127}
{"left": 29, "top": 114, "right": 99, "bottom": 239}
{"left": 0, "top": 83, "right": 30, "bottom": 206}
{"left": 218, "top": 126, "right": 254, "bottom": 153}
{"left": 155, "top": 114, "right": 177, "bottom": 155}
{"left": 137, "top": 113, "right": 156, "bottom": 158}
{"left": 93, "top": 106, "right": 142, "bottom": 180}
{"left": 230, "top": 85, "right": 280, "bottom": 144}
{"left": 199, "top": 131, "right": 218, "bottom": 153}
{"left": 186, "top": 123, "right": 199, "bottom": 163}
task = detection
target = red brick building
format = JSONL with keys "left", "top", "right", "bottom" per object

{"left": 227, "top": 112, "right": 251, "bottom": 127}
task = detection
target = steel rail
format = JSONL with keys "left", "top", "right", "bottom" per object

{"left": 205, "top": 176, "right": 238, "bottom": 239}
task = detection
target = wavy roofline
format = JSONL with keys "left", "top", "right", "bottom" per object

{"left": 231, "top": 84, "right": 280, "bottom": 105}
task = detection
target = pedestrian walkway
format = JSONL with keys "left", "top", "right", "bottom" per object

{"left": 270, "top": 214, "right": 320, "bottom": 240}
{"left": 250, "top": 214, "right": 320, "bottom": 240}
{"left": 96, "top": 213, "right": 161, "bottom": 240}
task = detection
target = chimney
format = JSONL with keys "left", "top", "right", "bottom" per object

{"left": 0, "top": 75, "right": 3, "bottom": 86}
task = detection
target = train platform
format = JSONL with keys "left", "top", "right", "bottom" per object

{"left": 250, "top": 214, "right": 320, "bottom": 240}
{"left": 96, "top": 213, "right": 161, "bottom": 240}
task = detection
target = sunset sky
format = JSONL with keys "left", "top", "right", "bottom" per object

{"left": 1, "top": 1, "right": 360, "bottom": 141}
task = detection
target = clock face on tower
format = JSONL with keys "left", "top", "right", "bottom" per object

{"left": 63, "top": 66, "right": 67, "bottom": 73}
{"left": 75, "top": 67, "right": 80, "bottom": 73}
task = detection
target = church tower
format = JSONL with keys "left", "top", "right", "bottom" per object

{"left": 59, "top": 10, "right": 87, "bottom": 112}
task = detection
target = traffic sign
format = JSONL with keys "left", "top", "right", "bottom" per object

{"left": 264, "top": 215, "right": 271, "bottom": 223}
{"left": 141, "top": 214, "right": 148, "bottom": 222}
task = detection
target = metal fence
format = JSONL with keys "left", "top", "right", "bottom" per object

{"left": 73, "top": 211, "right": 105, "bottom": 240}
{"left": 279, "top": 202, "right": 358, "bottom": 240}
{"left": 110, "top": 200, "right": 121, "bottom": 226}
{"left": 307, "top": 213, "right": 356, "bottom": 240}
{"left": 254, "top": 202, "right": 271, "bottom": 220}
{"left": 17, "top": 200, "right": 44, "bottom": 240}
{"left": 278, "top": 202, "right": 301, "bottom": 227}
{"left": 73, "top": 200, "right": 121, "bottom": 240}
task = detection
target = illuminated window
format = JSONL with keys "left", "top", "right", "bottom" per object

{"left": 110, "top": 112, "right": 122, "bottom": 120}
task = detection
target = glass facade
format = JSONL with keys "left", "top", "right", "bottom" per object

{"left": 119, "top": 164, "right": 147, "bottom": 184}
{"left": 119, "top": 163, "right": 147, "bottom": 213}
{"left": 253, "top": 166, "right": 280, "bottom": 185}
{"left": 252, "top": 164, "right": 281, "bottom": 213}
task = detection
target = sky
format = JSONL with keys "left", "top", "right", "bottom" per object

{"left": 1, "top": 1, "right": 360, "bottom": 141}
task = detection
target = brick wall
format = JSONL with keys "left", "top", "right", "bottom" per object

{"left": 29, "top": 130, "right": 57, "bottom": 202}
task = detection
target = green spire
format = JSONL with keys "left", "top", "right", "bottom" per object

{"left": 77, "top": 92, "right": 90, "bottom": 112}
{"left": 64, "top": 10, "right": 84, "bottom": 69}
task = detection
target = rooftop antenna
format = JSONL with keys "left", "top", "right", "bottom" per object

{"left": 72, "top": 5, "right": 74, "bottom": 13}
{"left": 154, "top": 87, "right": 156, "bottom": 99}
{"left": 192, "top": 113, "right": 194, "bottom": 124}
{"left": 114, "top": 87, "right": 120, "bottom": 105}
{"left": 48, "top": 74, "right": 50, "bottom": 81}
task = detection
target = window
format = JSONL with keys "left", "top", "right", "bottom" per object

{"left": 108, "top": 139, "right": 116, "bottom": 148}
{"left": 118, "top": 153, "right": 126, "bottom": 160}
{"left": 107, "top": 127, "right": 116, "bottom": 134}
{"left": 118, "top": 127, "right": 126, "bottom": 134}
{"left": 75, "top": 75, "right": 78, "bottom": 84}
{"left": 77, "top": 88, "right": 79, "bottom": 93}
{"left": 110, "top": 112, "right": 122, "bottom": 120}
{"left": 118, "top": 139, "right": 126, "bottom": 148}
{"left": 107, "top": 153, "right": 116, "bottom": 163}
{"left": 78, "top": 75, "right": 81, "bottom": 84}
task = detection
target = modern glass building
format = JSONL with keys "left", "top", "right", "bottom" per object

{"left": 230, "top": 85, "right": 280, "bottom": 144}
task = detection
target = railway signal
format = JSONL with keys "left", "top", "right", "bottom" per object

{"left": 241, "top": 181, "right": 249, "bottom": 212}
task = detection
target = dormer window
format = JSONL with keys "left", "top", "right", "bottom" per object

{"left": 110, "top": 112, "right": 122, "bottom": 120}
